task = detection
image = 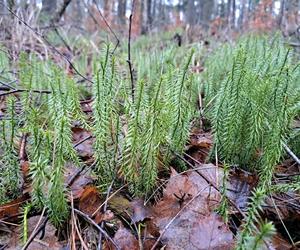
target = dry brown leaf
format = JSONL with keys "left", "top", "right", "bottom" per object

{"left": 0, "top": 193, "right": 30, "bottom": 220}
{"left": 226, "top": 168, "right": 258, "bottom": 211}
{"left": 26, "top": 216, "right": 62, "bottom": 250}
{"left": 64, "top": 163, "right": 94, "bottom": 199}
{"left": 271, "top": 233, "right": 294, "bottom": 250}
{"left": 187, "top": 131, "right": 213, "bottom": 163}
{"left": 79, "top": 186, "right": 103, "bottom": 216}
{"left": 189, "top": 132, "right": 213, "bottom": 148}
{"left": 151, "top": 166, "right": 234, "bottom": 250}
{"left": 108, "top": 195, "right": 132, "bottom": 219}
{"left": 94, "top": 209, "right": 115, "bottom": 224}
{"left": 130, "top": 199, "right": 152, "bottom": 223}
{"left": 113, "top": 226, "right": 139, "bottom": 250}
{"left": 72, "top": 127, "right": 94, "bottom": 159}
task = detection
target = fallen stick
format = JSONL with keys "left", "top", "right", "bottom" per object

{"left": 282, "top": 142, "right": 300, "bottom": 165}
{"left": 74, "top": 208, "right": 120, "bottom": 250}
{"left": 22, "top": 215, "right": 48, "bottom": 250}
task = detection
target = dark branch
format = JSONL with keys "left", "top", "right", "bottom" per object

{"left": 50, "top": 0, "right": 73, "bottom": 24}
{"left": 92, "top": 0, "right": 120, "bottom": 54}
{"left": 74, "top": 208, "right": 120, "bottom": 250}
{"left": 0, "top": 88, "right": 52, "bottom": 97}
{"left": 127, "top": 12, "right": 135, "bottom": 102}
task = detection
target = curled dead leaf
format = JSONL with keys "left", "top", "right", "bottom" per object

{"left": 79, "top": 186, "right": 103, "bottom": 217}
{"left": 0, "top": 193, "right": 30, "bottom": 221}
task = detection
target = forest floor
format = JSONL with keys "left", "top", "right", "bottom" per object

{"left": 1, "top": 115, "right": 298, "bottom": 249}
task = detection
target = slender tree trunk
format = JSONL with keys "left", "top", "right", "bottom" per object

{"left": 158, "top": 0, "right": 165, "bottom": 26}
{"left": 247, "top": 0, "right": 252, "bottom": 12}
{"left": 41, "top": 0, "right": 57, "bottom": 15}
{"left": 238, "top": 0, "right": 246, "bottom": 30}
{"left": 187, "top": 0, "right": 196, "bottom": 26}
{"left": 117, "top": 0, "right": 127, "bottom": 25}
{"left": 104, "top": 0, "right": 115, "bottom": 23}
{"left": 231, "top": 0, "right": 236, "bottom": 28}
{"left": 202, "top": 0, "right": 214, "bottom": 25}
{"left": 140, "top": 0, "right": 146, "bottom": 34}
{"left": 0, "top": 0, "right": 5, "bottom": 11}
{"left": 220, "top": 0, "right": 226, "bottom": 18}
{"left": 152, "top": 0, "right": 157, "bottom": 24}
{"left": 278, "top": 0, "right": 285, "bottom": 27}
{"left": 7, "top": 0, "right": 15, "bottom": 10}
{"left": 104, "top": 0, "right": 109, "bottom": 12}
{"left": 227, "top": 0, "right": 231, "bottom": 25}
{"left": 146, "top": 0, "right": 152, "bottom": 31}
{"left": 51, "top": 0, "right": 72, "bottom": 24}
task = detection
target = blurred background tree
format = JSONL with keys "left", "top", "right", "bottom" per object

{"left": 0, "top": 0, "right": 299, "bottom": 42}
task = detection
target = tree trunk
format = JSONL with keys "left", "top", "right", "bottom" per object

{"left": 220, "top": 0, "right": 226, "bottom": 18}
{"left": 117, "top": 0, "right": 127, "bottom": 25}
{"left": 40, "top": 0, "right": 57, "bottom": 23}
{"left": 152, "top": 0, "right": 157, "bottom": 24}
{"left": 187, "top": 0, "right": 196, "bottom": 26}
{"left": 140, "top": 0, "right": 146, "bottom": 34}
{"left": 227, "top": 0, "right": 231, "bottom": 17}
{"left": 278, "top": 0, "right": 285, "bottom": 27}
{"left": 0, "top": 0, "right": 5, "bottom": 11}
{"left": 202, "top": 0, "right": 214, "bottom": 25}
{"left": 51, "top": 0, "right": 72, "bottom": 24}
{"left": 146, "top": 0, "right": 152, "bottom": 31}
{"left": 41, "top": 0, "right": 57, "bottom": 14}
{"left": 158, "top": 0, "right": 166, "bottom": 26}
{"left": 231, "top": 0, "right": 236, "bottom": 28}
{"left": 238, "top": 0, "right": 246, "bottom": 30}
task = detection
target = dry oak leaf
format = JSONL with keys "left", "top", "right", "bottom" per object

{"left": 64, "top": 163, "right": 94, "bottom": 200}
{"left": 72, "top": 127, "right": 94, "bottom": 159}
{"left": 79, "top": 186, "right": 103, "bottom": 216}
{"left": 152, "top": 166, "right": 234, "bottom": 250}
{"left": 113, "top": 226, "right": 139, "bottom": 250}
{"left": 0, "top": 193, "right": 30, "bottom": 220}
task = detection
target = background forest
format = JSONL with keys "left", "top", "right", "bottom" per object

{"left": 1, "top": 0, "right": 300, "bottom": 250}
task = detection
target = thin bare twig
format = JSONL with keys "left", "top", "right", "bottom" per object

{"left": 127, "top": 12, "right": 135, "bottom": 102}
{"left": 22, "top": 209, "right": 48, "bottom": 250}
{"left": 270, "top": 195, "right": 295, "bottom": 246}
{"left": 0, "top": 79, "right": 17, "bottom": 90}
{"left": 73, "top": 135, "right": 93, "bottom": 148}
{"left": 1, "top": 4, "right": 93, "bottom": 84}
{"left": 74, "top": 208, "right": 120, "bottom": 250}
{"left": 82, "top": 1, "right": 98, "bottom": 26}
{"left": 283, "top": 142, "right": 300, "bottom": 165}
{"left": 97, "top": 180, "right": 114, "bottom": 250}
{"left": 0, "top": 88, "right": 52, "bottom": 97}
{"left": 53, "top": 27, "right": 73, "bottom": 53}
{"left": 92, "top": 0, "right": 120, "bottom": 54}
{"left": 91, "top": 184, "right": 127, "bottom": 217}
{"left": 71, "top": 192, "right": 89, "bottom": 250}
{"left": 50, "top": 0, "right": 72, "bottom": 24}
